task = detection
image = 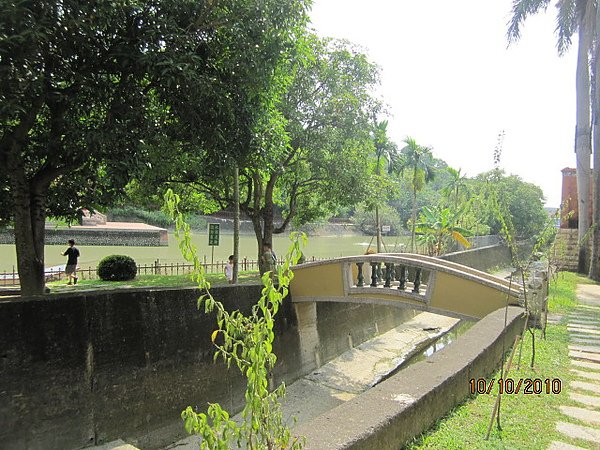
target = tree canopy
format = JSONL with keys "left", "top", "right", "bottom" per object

{"left": 0, "top": 0, "right": 311, "bottom": 294}
{"left": 471, "top": 170, "right": 548, "bottom": 239}
{"left": 132, "top": 33, "right": 382, "bottom": 272}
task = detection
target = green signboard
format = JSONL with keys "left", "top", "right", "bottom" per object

{"left": 208, "top": 223, "right": 220, "bottom": 246}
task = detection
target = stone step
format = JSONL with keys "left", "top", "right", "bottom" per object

{"left": 556, "top": 421, "right": 600, "bottom": 444}
{"left": 572, "top": 360, "right": 600, "bottom": 371}
{"left": 570, "top": 314, "right": 600, "bottom": 320}
{"left": 570, "top": 392, "right": 600, "bottom": 408}
{"left": 548, "top": 441, "right": 588, "bottom": 450}
{"left": 572, "top": 380, "right": 600, "bottom": 395}
{"left": 571, "top": 369, "right": 600, "bottom": 382}
{"left": 570, "top": 345, "right": 600, "bottom": 354}
{"left": 570, "top": 325, "right": 600, "bottom": 332}
{"left": 569, "top": 327, "right": 600, "bottom": 336}
{"left": 559, "top": 405, "right": 600, "bottom": 426}
{"left": 571, "top": 338, "right": 600, "bottom": 346}
{"left": 570, "top": 334, "right": 600, "bottom": 341}
{"left": 570, "top": 350, "right": 600, "bottom": 363}
{"left": 572, "top": 314, "right": 600, "bottom": 319}
{"left": 570, "top": 320, "right": 600, "bottom": 327}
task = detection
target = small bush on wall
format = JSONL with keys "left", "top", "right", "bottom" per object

{"left": 97, "top": 255, "right": 137, "bottom": 281}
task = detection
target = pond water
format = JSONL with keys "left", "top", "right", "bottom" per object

{"left": 0, "top": 232, "right": 409, "bottom": 272}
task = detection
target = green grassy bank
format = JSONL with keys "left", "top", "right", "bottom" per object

{"left": 407, "top": 272, "right": 596, "bottom": 450}
{"left": 47, "top": 271, "right": 260, "bottom": 292}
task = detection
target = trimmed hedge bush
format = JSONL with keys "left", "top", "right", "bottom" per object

{"left": 97, "top": 255, "right": 137, "bottom": 281}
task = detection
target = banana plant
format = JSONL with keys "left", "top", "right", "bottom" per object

{"left": 415, "top": 206, "right": 472, "bottom": 256}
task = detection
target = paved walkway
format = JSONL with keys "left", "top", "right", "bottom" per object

{"left": 550, "top": 284, "right": 600, "bottom": 450}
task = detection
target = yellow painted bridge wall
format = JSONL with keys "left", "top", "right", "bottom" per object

{"left": 290, "top": 259, "right": 519, "bottom": 319}
{"left": 291, "top": 262, "right": 345, "bottom": 298}
{"left": 429, "top": 271, "right": 512, "bottom": 319}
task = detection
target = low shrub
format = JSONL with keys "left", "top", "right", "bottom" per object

{"left": 97, "top": 255, "right": 137, "bottom": 281}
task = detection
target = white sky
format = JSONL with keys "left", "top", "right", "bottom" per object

{"left": 309, "top": 0, "right": 577, "bottom": 207}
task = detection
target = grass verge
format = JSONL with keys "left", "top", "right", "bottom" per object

{"left": 406, "top": 272, "right": 597, "bottom": 450}
{"left": 46, "top": 271, "right": 260, "bottom": 292}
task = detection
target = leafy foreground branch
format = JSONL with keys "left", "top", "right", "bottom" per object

{"left": 165, "top": 189, "right": 306, "bottom": 450}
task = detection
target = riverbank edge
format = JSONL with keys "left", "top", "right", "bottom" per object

{"left": 294, "top": 305, "right": 526, "bottom": 449}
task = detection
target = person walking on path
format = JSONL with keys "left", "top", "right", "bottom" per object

{"left": 62, "top": 239, "right": 80, "bottom": 285}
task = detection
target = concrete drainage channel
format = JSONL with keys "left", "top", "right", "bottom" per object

{"left": 93, "top": 311, "right": 464, "bottom": 450}
{"left": 377, "top": 319, "right": 475, "bottom": 386}
{"left": 93, "top": 308, "right": 523, "bottom": 450}
{"left": 295, "top": 306, "right": 525, "bottom": 450}
{"left": 149, "top": 312, "right": 491, "bottom": 450}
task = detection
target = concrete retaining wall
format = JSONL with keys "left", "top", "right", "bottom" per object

{"left": 440, "top": 244, "right": 512, "bottom": 272}
{"left": 0, "top": 285, "right": 276, "bottom": 450}
{"left": 0, "top": 227, "right": 168, "bottom": 247}
{"left": 295, "top": 306, "right": 525, "bottom": 449}
{"left": 0, "top": 286, "right": 415, "bottom": 450}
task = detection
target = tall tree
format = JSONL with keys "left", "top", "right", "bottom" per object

{"left": 398, "top": 137, "right": 436, "bottom": 253}
{"left": 508, "top": 0, "right": 595, "bottom": 273}
{"left": 442, "top": 167, "right": 469, "bottom": 210}
{"left": 233, "top": 164, "right": 240, "bottom": 284}
{"left": 472, "top": 170, "right": 548, "bottom": 239}
{"left": 589, "top": 2, "right": 600, "bottom": 280}
{"left": 136, "top": 35, "right": 381, "bottom": 274}
{"left": 237, "top": 37, "right": 381, "bottom": 272}
{"left": 371, "top": 120, "right": 399, "bottom": 253}
{"left": 0, "top": 0, "right": 311, "bottom": 294}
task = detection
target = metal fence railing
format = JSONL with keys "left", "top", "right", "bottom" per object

{"left": 1, "top": 256, "right": 325, "bottom": 286}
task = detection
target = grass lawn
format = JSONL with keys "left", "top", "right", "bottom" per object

{"left": 406, "top": 272, "right": 598, "bottom": 450}
{"left": 46, "top": 271, "right": 261, "bottom": 293}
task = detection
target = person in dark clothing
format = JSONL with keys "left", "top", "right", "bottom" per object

{"left": 62, "top": 239, "right": 80, "bottom": 285}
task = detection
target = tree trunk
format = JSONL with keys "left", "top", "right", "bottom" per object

{"left": 254, "top": 211, "right": 275, "bottom": 275}
{"left": 589, "top": 3, "right": 600, "bottom": 281}
{"left": 375, "top": 205, "right": 382, "bottom": 253}
{"left": 576, "top": 0, "right": 593, "bottom": 274}
{"left": 249, "top": 174, "right": 277, "bottom": 275}
{"left": 411, "top": 187, "right": 417, "bottom": 253}
{"left": 233, "top": 165, "right": 240, "bottom": 283}
{"left": 259, "top": 205, "right": 275, "bottom": 276}
{"left": 7, "top": 155, "right": 47, "bottom": 295}
{"left": 375, "top": 153, "right": 382, "bottom": 253}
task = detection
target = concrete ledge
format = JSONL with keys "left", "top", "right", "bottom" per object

{"left": 294, "top": 305, "right": 525, "bottom": 449}
{"left": 0, "top": 225, "right": 168, "bottom": 246}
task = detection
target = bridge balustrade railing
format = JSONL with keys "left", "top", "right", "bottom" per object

{"left": 343, "top": 255, "right": 434, "bottom": 303}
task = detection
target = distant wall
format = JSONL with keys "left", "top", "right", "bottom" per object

{"left": 0, "top": 227, "right": 168, "bottom": 246}
{"left": 440, "top": 244, "right": 512, "bottom": 273}
{"left": 468, "top": 234, "right": 501, "bottom": 248}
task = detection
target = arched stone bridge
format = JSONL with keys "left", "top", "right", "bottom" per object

{"left": 290, "top": 254, "right": 522, "bottom": 320}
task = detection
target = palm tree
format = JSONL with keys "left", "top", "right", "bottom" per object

{"left": 590, "top": 2, "right": 600, "bottom": 280}
{"left": 442, "top": 167, "right": 469, "bottom": 210}
{"left": 372, "top": 120, "right": 399, "bottom": 252}
{"left": 399, "top": 137, "right": 436, "bottom": 253}
{"left": 508, "top": 0, "right": 594, "bottom": 274}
